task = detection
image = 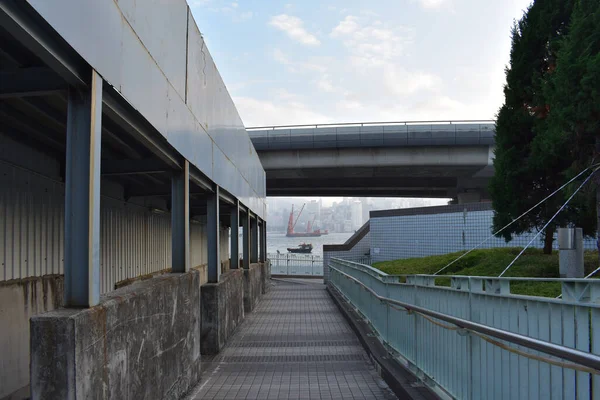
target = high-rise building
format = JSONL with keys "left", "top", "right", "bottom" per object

{"left": 351, "top": 201, "right": 363, "bottom": 230}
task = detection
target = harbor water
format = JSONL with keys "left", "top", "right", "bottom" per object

{"left": 267, "top": 232, "right": 353, "bottom": 256}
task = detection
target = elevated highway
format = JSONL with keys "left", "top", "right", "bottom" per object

{"left": 248, "top": 121, "right": 495, "bottom": 201}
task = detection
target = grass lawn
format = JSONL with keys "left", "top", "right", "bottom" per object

{"left": 372, "top": 248, "right": 599, "bottom": 297}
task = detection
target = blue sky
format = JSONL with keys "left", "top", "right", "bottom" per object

{"left": 189, "top": 0, "right": 531, "bottom": 127}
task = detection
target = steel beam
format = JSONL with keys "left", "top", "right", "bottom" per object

{"left": 207, "top": 185, "right": 220, "bottom": 282}
{"left": 242, "top": 212, "right": 250, "bottom": 269}
{"left": 64, "top": 70, "right": 102, "bottom": 307}
{"left": 250, "top": 216, "right": 258, "bottom": 264}
{"left": 0, "top": 67, "right": 66, "bottom": 98}
{"left": 0, "top": 0, "right": 88, "bottom": 86}
{"left": 171, "top": 160, "right": 190, "bottom": 273}
{"left": 102, "top": 86, "right": 180, "bottom": 170}
{"left": 230, "top": 200, "right": 240, "bottom": 269}
{"left": 189, "top": 165, "right": 213, "bottom": 193}
{"left": 258, "top": 219, "right": 266, "bottom": 263}
{"left": 101, "top": 158, "right": 168, "bottom": 176}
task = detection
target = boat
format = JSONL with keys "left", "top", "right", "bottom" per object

{"left": 286, "top": 204, "right": 322, "bottom": 237}
{"left": 287, "top": 243, "right": 313, "bottom": 253}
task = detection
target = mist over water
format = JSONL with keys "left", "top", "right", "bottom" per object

{"left": 267, "top": 232, "right": 353, "bottom": 256}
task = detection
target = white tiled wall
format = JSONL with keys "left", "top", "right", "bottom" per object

{"left": 371, "top": 209, "right": 597, "bottom": 263}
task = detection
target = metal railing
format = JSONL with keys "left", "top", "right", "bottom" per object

{"left": 247, "top": 120, "right": 495, "bottom": 131}
{"left": 268, "top": 253, "right": 324, "bottom": 276}
{"left": 328, "top": 257, "right": 600, "bottom": 400}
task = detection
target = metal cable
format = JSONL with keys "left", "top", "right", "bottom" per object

{"left": 499, "top": 167, "right": 599, "bottom": 277}
{"left": 433, "top": 166, "right": 597, "bottom": 275}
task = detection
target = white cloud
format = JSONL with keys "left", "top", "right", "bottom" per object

{"left": 269, "top": 14, "right": 321, "bottom": 46}
{"left": 272, "top": 49, "right": 327, "bottom": 73}
{"left": 234, "top": 96, "right": 332, "bottom": 127}
{"left": 418, "top": 0, "right": 450, "bottom": 10}
{"left": 330, "top": 16, "right": 413, "bottom": 65}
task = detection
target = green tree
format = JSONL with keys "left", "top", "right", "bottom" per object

{"left": 544, "top": 0, "right": 600, "bottom": 257}
{"left": 490, "top": 0, "right": 574, "bottom": 254}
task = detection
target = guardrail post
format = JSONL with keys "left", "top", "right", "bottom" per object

{"left": 484, "top": 279, "right": 510, "bottom": 295}
{"left": 561, "top": 281, "right": 600, "bottom": 303}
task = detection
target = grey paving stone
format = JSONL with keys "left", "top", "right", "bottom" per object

{"left": 187, "top": 280, "right": 397, "bottom": 400}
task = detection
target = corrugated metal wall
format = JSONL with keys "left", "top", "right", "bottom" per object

{"left": 0, "top": 163, "right": 65, "bottom": 280}
{"left": 99, "top": 199, "right": 172, "bottom": 294}
{"left": 1, "top": 161, "right": 232, "bottom": 293}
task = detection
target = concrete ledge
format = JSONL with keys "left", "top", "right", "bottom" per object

{"left": 243, "top": 263, "right": 262, "bottom": 313}
{"left": 260, "top": 262, "right": 271, "bottom": 294}
{"left": 327, "top": 284, "right": 439, "bottom": 400}
{"left": 31, "top": 271, "right": 201, "bottom": 400}
{"left": 201, "top": 269, "right": 245, "bottom": 355}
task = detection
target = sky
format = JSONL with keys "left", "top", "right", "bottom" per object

{"left": 189, "top": 0, "right": 532, "bottom": 127}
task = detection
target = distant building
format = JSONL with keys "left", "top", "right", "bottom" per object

{"left": 351, "top": 201, "right": 363, "bottom": 230}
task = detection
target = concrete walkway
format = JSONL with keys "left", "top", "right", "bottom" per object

{"left": 187, "top": 279, "right": 397, "bottom": 400}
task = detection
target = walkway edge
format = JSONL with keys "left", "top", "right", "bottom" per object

{"left": 327, "top": 285, "right": 440, "bottom": 400}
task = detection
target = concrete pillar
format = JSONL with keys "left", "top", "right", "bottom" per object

{"left": 242, "top": 212, "right": 250, "bottom": 269}
{"left": 558, "top": 227, "right": 584, "bottom": 278}
{"left": 230, "top": 200, "right": 239, "bottom": 269}
{"left": 207, "top": 186, "right": 220, "bottom": 283}
{"left": 64, "top": 70, "right": 102, "bottom": 307}
{"left": 171, "top": 160, "right": 190, "bottom": 273}
{"left": 250, "top": 216, "right": 258, "bottom": 263}
{"left": 457, "top": 191, "right": 482, "bottom": 204}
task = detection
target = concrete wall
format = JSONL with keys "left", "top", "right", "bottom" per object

{"left": 0, "top": 150, "right": 231, "bottom": 399}
{"left": 200, "top": 269, "right": 245, "bottom": 354}
{"left": 243, "top": 263, "right": 264, "bottom": 314}
{"left": 31, "top": 270, "right": 202, "bottom": 400}
{"left": 370, "top": 203, "right": 597, "bottom": 263}
{"left": 0, "top": 275, "right": 63, "bottom": 399}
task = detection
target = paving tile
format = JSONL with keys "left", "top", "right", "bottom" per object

{"left": 187, "top": 280, "right": 398, "bottom": 400}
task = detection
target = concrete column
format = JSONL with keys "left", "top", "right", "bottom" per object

{"left": 230, "top": 200, "right": 239, "bottom": 269}
{"left": 457, "top": 192, "right": 482, "bottom": 204}
{"left": 207, "top": 186, "right": 220, "bottom": 283}
{"left": 64, "top": 70, "right": 102, "bottom": 307}
{"left": 242, "top": 212, "right": 250, "bottom": 269}
{"left": 171, "top": 160, "right": 190, "bottom": 273}
{"left": 250, "top": 216, "right": 258, "bottom": 263}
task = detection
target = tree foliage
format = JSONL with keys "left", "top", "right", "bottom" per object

{"left": 544, "top": 0, "right": 600, "bottom": 242}
{"left": 490, "top": 0, "right": 576, "bottom": 254}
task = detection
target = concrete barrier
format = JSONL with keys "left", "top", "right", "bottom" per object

{"left": 243, "top": 263, "right": 263, "bottom": 313}
{"left": 30, "top": 271, "right": 202, "bottom": 400}
{"left": 200, "top": 269, "right": 245, "bottom": 355}
{"left": 0, "top": 275, "right": 63, "bottom": 399}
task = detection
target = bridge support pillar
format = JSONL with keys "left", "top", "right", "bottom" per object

{"left": 64, "top": 70, "right": 102, "bottom": 308}
{"left": 457, "top": 191, "right": 482, "bottom": 204}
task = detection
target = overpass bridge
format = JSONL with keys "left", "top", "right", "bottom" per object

{"left": 248, "top": 121, "right": 495, "bottom": 201}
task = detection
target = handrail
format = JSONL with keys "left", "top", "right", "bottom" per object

{"left": 246, "top": 120, "right": 496, "bottom": 131}
{"left": 329, "top": 263, "right": 600, "bottom": 372}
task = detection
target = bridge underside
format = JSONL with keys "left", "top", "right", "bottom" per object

{"left": 259, "top": 147, "right": 493, "bottom": 198}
